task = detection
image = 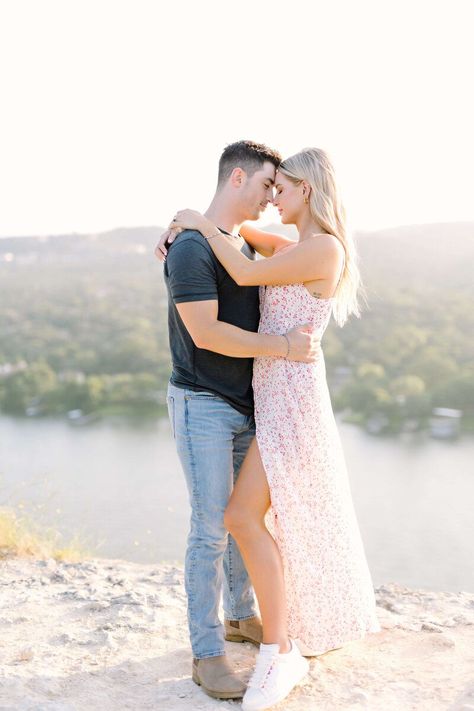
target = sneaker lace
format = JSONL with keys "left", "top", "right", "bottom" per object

{"left": 247, "top": 651, "right": 279, "bottom": 690}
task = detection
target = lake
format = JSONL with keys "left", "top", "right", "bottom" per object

{"left": 1, "top": 414, "right": 473, "bottom": 592}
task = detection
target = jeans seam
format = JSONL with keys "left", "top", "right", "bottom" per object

{"left": 184, "top": 397, "right": 200, "bottom": 609}
{"left": 185, "top": 397, "right": 202, "bottom": 518}
{"left": 166, "top": 395, "right": 176, "bottom": 439}
{"left": 226, "top": 538, "right": 236, "bottom": 617}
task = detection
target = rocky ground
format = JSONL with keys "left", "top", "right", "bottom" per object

{"left": 0, "top": 556, "right": 473, "bottom": 710}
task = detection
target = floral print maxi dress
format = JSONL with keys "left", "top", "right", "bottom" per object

{"left": 252, "top": 282, "right": 381, "bottom": 654}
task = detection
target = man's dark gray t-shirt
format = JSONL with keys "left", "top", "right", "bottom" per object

{"left": 163, "top": 230, "right": 260, "bottom": 416}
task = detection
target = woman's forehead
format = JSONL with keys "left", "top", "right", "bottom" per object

{"left": 275, "top": 170, "right": 291, "bottom": 186}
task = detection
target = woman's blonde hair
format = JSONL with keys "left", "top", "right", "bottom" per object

{"left": 278, "top": 147, "right": 361, "bottom": 327}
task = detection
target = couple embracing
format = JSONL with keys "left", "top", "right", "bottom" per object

{"left": 156, "top": 140, "right": 380, "bottom": 710}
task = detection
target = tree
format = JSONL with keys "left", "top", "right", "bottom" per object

{"left": 0, "top": 361, "right": 57, "bottom": 414}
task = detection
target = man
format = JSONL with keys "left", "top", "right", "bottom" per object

{"left": 156, "top": 140, "right": 318, "bottom": 700}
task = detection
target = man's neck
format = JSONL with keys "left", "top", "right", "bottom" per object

{"left": 204, "top": 195, "right": 244, "bottom": 236}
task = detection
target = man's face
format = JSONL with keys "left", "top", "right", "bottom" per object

{"left": 240, "top": 161, "right": 276, "bottom": 220}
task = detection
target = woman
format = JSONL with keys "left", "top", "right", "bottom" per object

{"left": 162, "top": 147, "right": 380, "bottom": 711}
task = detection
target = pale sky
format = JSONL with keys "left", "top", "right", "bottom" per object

{"left": 0, "top": 0, "right": 473, "bottom": 237}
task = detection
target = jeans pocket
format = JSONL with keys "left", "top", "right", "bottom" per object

{"left": 186, "top": 389, "right": 220, "bottom": 401}
{"left": 166, "top": 395, "right": 176, "bottom": 439}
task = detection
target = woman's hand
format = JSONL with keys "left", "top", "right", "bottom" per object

{"left": 154, "top": 226, "right": 182, "bottom": 262}
{"left": 170, "top": 209, "right": 218, "bottom": 238}
{"left": 155, "top": 209, "right": 219, "bottom": 262}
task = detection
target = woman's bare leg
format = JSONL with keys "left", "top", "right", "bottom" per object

{"left": 224, "top": 437, "right": 290, "bottom": 652}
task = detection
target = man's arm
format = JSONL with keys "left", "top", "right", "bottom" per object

{"left": 165, "top": 235, "right": 319, "bottom": 362}
{"left": 176, "top": 299, "right": 317, "bottom": 361}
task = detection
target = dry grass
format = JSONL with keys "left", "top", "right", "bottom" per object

{"left": 0, "top": 506, "right": 88, "bottom": 561}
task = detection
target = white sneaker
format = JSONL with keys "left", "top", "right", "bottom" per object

{"left": 242, "top": 638, "right": 309, "bottom": 711}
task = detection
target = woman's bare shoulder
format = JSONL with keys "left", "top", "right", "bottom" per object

{"left": 273, "top": 241, "right": 298, "bottom": 255}
{"left": 307, "top": 232, "right": 344, "bottom": 257}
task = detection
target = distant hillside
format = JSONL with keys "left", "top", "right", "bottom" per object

{"left": 261, "top": 222, "right": 474, "bottom": 291}
{"left": 0, "top": 227, "right": 163, "bottom": 269}
{"left": 2, "top": 221, "right": 471, "bottom": 292}
{"left": 1, "top": 222, "right": 473, "bottom": 432}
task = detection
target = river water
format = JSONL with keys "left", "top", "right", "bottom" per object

{"left": 1, "top": 414, "right": 473, "bottom": 591}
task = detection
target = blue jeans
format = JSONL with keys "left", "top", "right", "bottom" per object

{"left": 166, "top": 382, "right": 257, "bottom": 659}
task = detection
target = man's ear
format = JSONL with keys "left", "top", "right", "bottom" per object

{"left": 230, "top": 167, "right": 246, "bottom": 188}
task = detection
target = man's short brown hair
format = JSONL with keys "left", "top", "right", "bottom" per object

{"left": 217, "top": 140, "right": 281, "bottom": 187}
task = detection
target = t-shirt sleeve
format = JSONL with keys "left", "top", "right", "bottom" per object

{"left": 166, "top": 237, "right": 218, "bottom": 304}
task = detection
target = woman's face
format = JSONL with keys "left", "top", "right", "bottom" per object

{"left": 273, "top": 170, "right": 305, "bottom": 224}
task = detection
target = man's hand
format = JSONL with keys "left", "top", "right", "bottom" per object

{"left": 155, "top": 227, "right": 183, "bottom": 262}
{"left": 286, "top": 323, "right": 321, "bottom": 363}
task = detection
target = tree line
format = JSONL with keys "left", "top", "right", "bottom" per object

{"left": 1, "top": 227, "right": 472, "bottom": 432}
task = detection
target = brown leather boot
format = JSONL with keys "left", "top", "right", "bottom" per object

{"left": 192, "top": 655, "right": 246, "bottom": 699}
{"left": 224, "top": 615, "right": 263, "bottom": 646}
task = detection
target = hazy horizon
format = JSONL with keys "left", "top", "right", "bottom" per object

{"left": 1, "top": 217, "right": 474, "bottom": 242}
